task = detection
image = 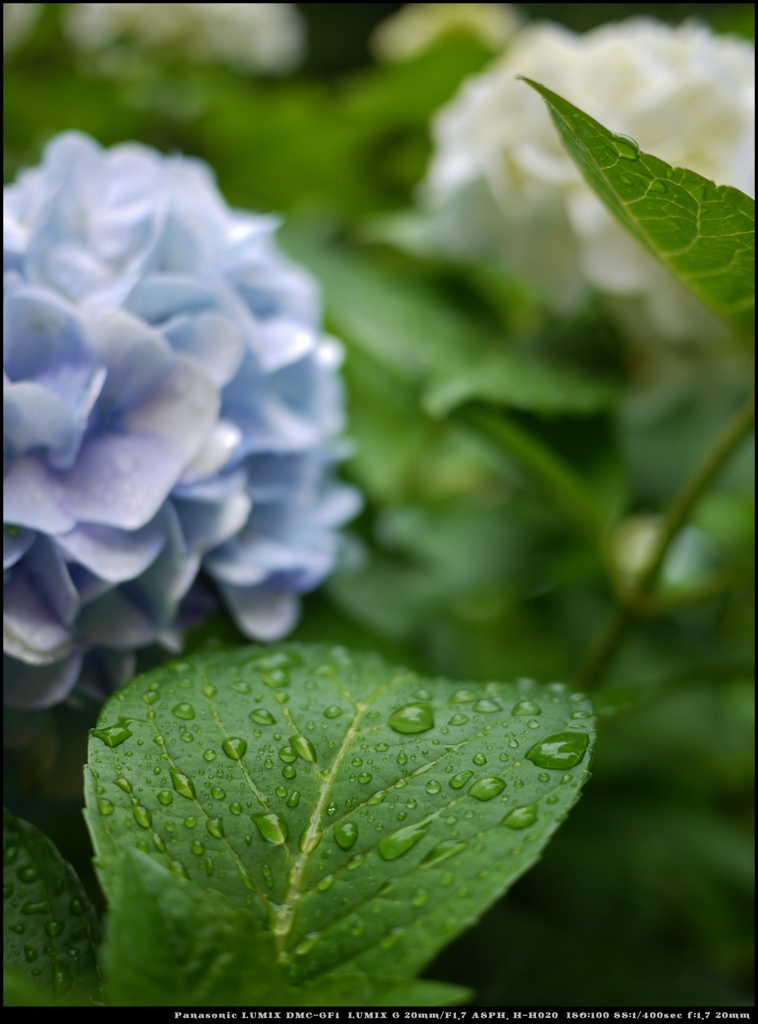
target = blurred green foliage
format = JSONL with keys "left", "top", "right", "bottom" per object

{"left": 4, "top": 2, "right": 754, "bottom": 1007}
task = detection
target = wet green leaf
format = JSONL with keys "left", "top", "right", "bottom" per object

{"left": 521, "top": 79, "right": 755, "bottom": 343}
{"left": 104, "top": 849, "right": 469, "bottom": 1006}
{"left": 3, "top": 809, "right": 101, "bottom": 1005}
{"left": 84, "top": 645, "right": 595, "bottom": 989}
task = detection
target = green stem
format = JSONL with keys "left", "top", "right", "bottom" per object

{"left": 575, "top": 392, "right": 755, "bottom": 690}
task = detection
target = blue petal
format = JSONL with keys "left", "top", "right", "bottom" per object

{"left": 4, "top": 457, "right": 76, "bottom": 534}
{"left": 3, "top": 651, "right": 83, "bottom": 709}
{"left": 55, "top": 517, "right": 167, "bottom": 583}
{"left": 216, "top": 580, "right": 300, "bottom": 641}
{"left": 3, "top": 525, "right": 35, "bottom": 570}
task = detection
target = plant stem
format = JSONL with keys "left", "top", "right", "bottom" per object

{"left": 575, "top": 391, "right": 755, "bottom": 690}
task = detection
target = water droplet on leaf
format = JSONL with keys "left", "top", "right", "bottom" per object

{"left": 388, "top": 703, "right": 434, "bottom": 734}
{"left": 206, "top": 817, "right": 224, "bottom": 839}
{"left": 202, "top": 750, "right": 217, "bottom": 762}
{"left": 473, "top": 699, "right": 500, "bottom": 713}
{"left": 503, "top": 805, "right": 537, "bottom": 829}
{"left": 252, "top": 813, "right": 288, "bottom": 845}
{"left": 290, "top": 735, "right": 317, "bottom": 762}
{"left": 170, "top": 769, "right": 196, "bottom": 799}
{"left": 420, "top": 839, "right": 467, "bottom": 868}
{"left": 512, "top": 700, "right": 541, "bottom": 716}
{"left": 425, "top": 780, "right": 441, "bottom": 795}
{"left": 249, "top": 709, "right": 276, "bottom": 726}
{"left": 469, "top": 776, "right": 505, "bottom": 801}
{"left": 448, "top": 714, "right": 469, "bottom": 726}
{"left": 157, "top": 790, "right": 173, "bottom": 806}
{"left": 334, "top": 821, "right": 359, "bottom": 850}
{"left": 472, "top": 753, "right": 487, "bottom": 765}
{"left": 527, "top": 731, "right": 588, "bottom": 769}
{"left": 378, "top": 819, "right": 431, "bottom": 860}
{"left": 133, "top": 805, "right": 152, "bottom": 828}
{"left": 449, "top": 771, "right": 473, "bottom": 790}
{"left": 612, "top": 133, "right": 640, "bottom": 160}
{"left": 323, "top": 706, "right": 343, "bottom": 719}
{"left": 92, "top": 718, "right": 132, "bottom": 748}
{"left": 172, "top": 703, "right": 195, "bottom": 720}
{"left": 97, "top": 798, "right": 115, "bottom": 816}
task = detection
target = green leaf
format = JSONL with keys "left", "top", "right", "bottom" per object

{"left": 282, "top": 221, "right": 620, "bottom": 417}
{"left": 103, "top": 849, "right": 470, "bottom": 1006}
{"left": 103, "top": 849, "right": 288, "bottom": 1005}
{"left": 3, "top": 964, "right": 56, "bottom": 1006}
{"left": 84, "top": 644, "right": 595, "bottom": 990}
{"left": 424, "top": 352, "right": 619, "bottom": 419}
{"left": 3, "top": 809, "right": 101, "bottom": 1005}
{"left": 520, "top": 79, "right": 755, "bottom": 343}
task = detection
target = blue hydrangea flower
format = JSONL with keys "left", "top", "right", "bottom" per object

{"left": 3, "top": 131, "right": 360, "bottom": 709}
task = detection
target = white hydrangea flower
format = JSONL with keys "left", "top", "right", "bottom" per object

{"left": 371, "top": 3, "right": 522, "bottom": 62}
{"left": 65, "top": 3, "right": 306, "bottom": 75}
{"left": 424, "top": 18, "right": 755, "bottom": 339}
{"left": 3, "top": 3, "right": 41, "bottom": 55}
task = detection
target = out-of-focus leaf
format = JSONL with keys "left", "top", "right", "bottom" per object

{"left": 522, "top": 79, "right": 755, "bottom": 342}
{"left": 84, "top": 645, "right": 594, "bottom": 988}
{"left": 283, "top": 222, "right": 621, "bottom": 418}
{"left": 3, "top": 810, "right": 100, "bottom": 1005}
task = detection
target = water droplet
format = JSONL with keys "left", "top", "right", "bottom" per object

{"left": 317, "top": 874, "right": 335, "bottom": 892}
{"left": 279, "top": 745, "right": 297, "bottom": 764}
{"left": 275, "top": 786, "right": 287, "bottom": 798}
{"left": 114, "top": 776, "right": 133, "bottom": 794}
{"left": 172, "top": 702, "right": 195, "bottom": 720}
{"left": 388, "top": 703, "right": 434, "bottom": 735}
{"left": 221, "top": 737, "right": 247, "bottom": 761}
{"left": 252, "top": 813, "right": 288, "bottom": 845}
{"left": 15, "top": 868, "right": 35, "bottom": 888}
{"left": 561, "top": 773, "right": 573, "bottom": 784}
{"left": 70, "top": 899, "right": 83, "bottom": 916}
{"left": 473, "top": 699, "right": 501, "bottom": 713}
{"left": 282, "top": 766, "right": 297, "bottom": 780}
{"left": 249, "top": 709, "right": 276, "bottom": 726}
{"left": 152, "top": 832, "right": 167, "bottom": 854}
{"left": 290, "top": 735, "right": 317, "bottom": 762}
{"left": 527, "top": 732, "right": 588, "bottom": 769}
{"left": 508, "top": 739, "right": 519, "bottom": 748}
{"left": 425, "top": 780, "right": 441, "bottom": 795}
{"left": 334, "top": 821, "right": 359, "bottom": 850}
{"left": 203, "top": 749, "right": 217, "bottom": 762}
{"left": 274, "top": 691, "right": 289, "bottom": 705}
{"left": 231, "top": 680, "right": 251, "bottom": 694}
{"left": 92, "top": 718, "right": 132, "bottom": 748}
{"left": 170, "top": 768, "right": 196, "bottom": 799}
{"left": 375, "top": 743, "right": 389, "bottom": 752}
{"left": 212, "top": 787, "right": 226, "bottom": 800}
{"left": 449, "top": 689, "right": 476, "bottom": 704}
{"left": 142, "top": 691, "right": 160, "bottom": 705}
{"left": 323, "top": 706, "right": 343, "bottom": 719}
{"left": 612, "top": 133, "right": 640, "bottom": 160}
{"left": 347, "top": 853, "right": 366, "bottom": 870}
{"left": 286, "top": 791, "right": 300, "bottom": 808}
{"left": 367, "top": 791, "right": 386, "bottom": 805}
{"left": 449, "top": 714, "right": 470, "bottom": 728}
{"left": 294, "top": 932, "right": 320, "bottom": 956}
{"left": 649, "top": 180, "right": 667, "bottom": 194}
{"left": 449, "top": 771, "right": 473, "bottom": 790}
{"left": 170, "top": 860, "right": 190, "bottom": 880}
{"left": 133, "top": 804, "right": 152, "bottom": 829}
{"left": 411, "top": 888, "right": 429, "bottom": 906}
{"left": 97, "top": 797, "right": 115, "bottom": 816}
{"left": 157, "top": 790, "right": 173, "bottom": 806}
{"left": 378, "top": 818, "right": 431, "bottom": 860}
{"left": 503, "top": 805, "right": 537, "bottom": 829}
{"left": 191, "top": 840, "right": 205, "bottom": 855}
{"left": 54, "top": 963, "right": 73, "bottom": 997}
{"left": 264, "top": 758, "right": 274, "bottom": 769}
{"left": 24, "top": 946, "right": 38, "bottom": 963}
{"left": 571, "top": 710, "right": 592, "bottom": 719}
{"left": 202, "top": 683, "right": 217, "bottom": 697}
{"left": 472, "top": 753, "right": 487, "bottom": 765}
{"left": 184, "top": 817, "right": 197, "bottom": 828}
{"left": 420, "top": 839, "right": 467, "bottom": 869}
{"left": 538, "top": 773, "right": 550, "bottom": 783}
{"left": 396, "top": 752, "right": 408, "bottom": 765}
{"left": 259, "top": 667, "right": 290, "bottom": 689}
{"left": 512, "top": 700, "right": 541, "bottom": 716}
{"left": 206, "top": 817, "right": 224, "bottom": 839}
{"left": 44, "top": 920, "right": 64, "bottom": 937}
{"left": 469, "top": 776, "right": 505, "bottom": 801}
{"left": 180, "top": 732, "right": 193, "bottom": 743}
{"left": 21, "top": 901, "right": 51, "bottom": 914}
{"left": 357, "top": 772, "right": 372, "bottom": 784}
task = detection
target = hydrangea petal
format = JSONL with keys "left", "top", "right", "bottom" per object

{"left": 3, "top": 525, "right": 35, "bottom": 569}
{"left": 3, "top": 651, "right": 83, "bottom": 709}
{"left": 4, "top": 456, "right": 76, "bottom": 534}
{"left": 178, "top": 419, "right": 242, "bottom": 484}
{"left": 77, "top": 587, "right": 158, "bottom": 648}
{"left": 217, "top": 580, "right": 299, "bottom": 641}
{"left": 3, "top": 380, "right": 78, "bottom": 462}
{"left": 55, "top": 517, "right": 167, "bottom": 583}
{"left": 175, "top": 490, "right": 252, "bottom": 555}
{"left": 124, "top": 272, "right": 216, "bottom": 324}
{"left": 163, "top": 309, "right": 243, "bottom": 386}
{"left": 3, "top": 568, "right": 75, "bottom": 664}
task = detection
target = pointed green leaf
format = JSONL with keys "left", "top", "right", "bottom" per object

{"left": 521, "top": 78, "right": 755, "bottom": 342}
{"left": 3, "top": 809, "right": 101, "bottom": 1005}
{"left": 84, "top": 645, "right": 595, "bottom": 990}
